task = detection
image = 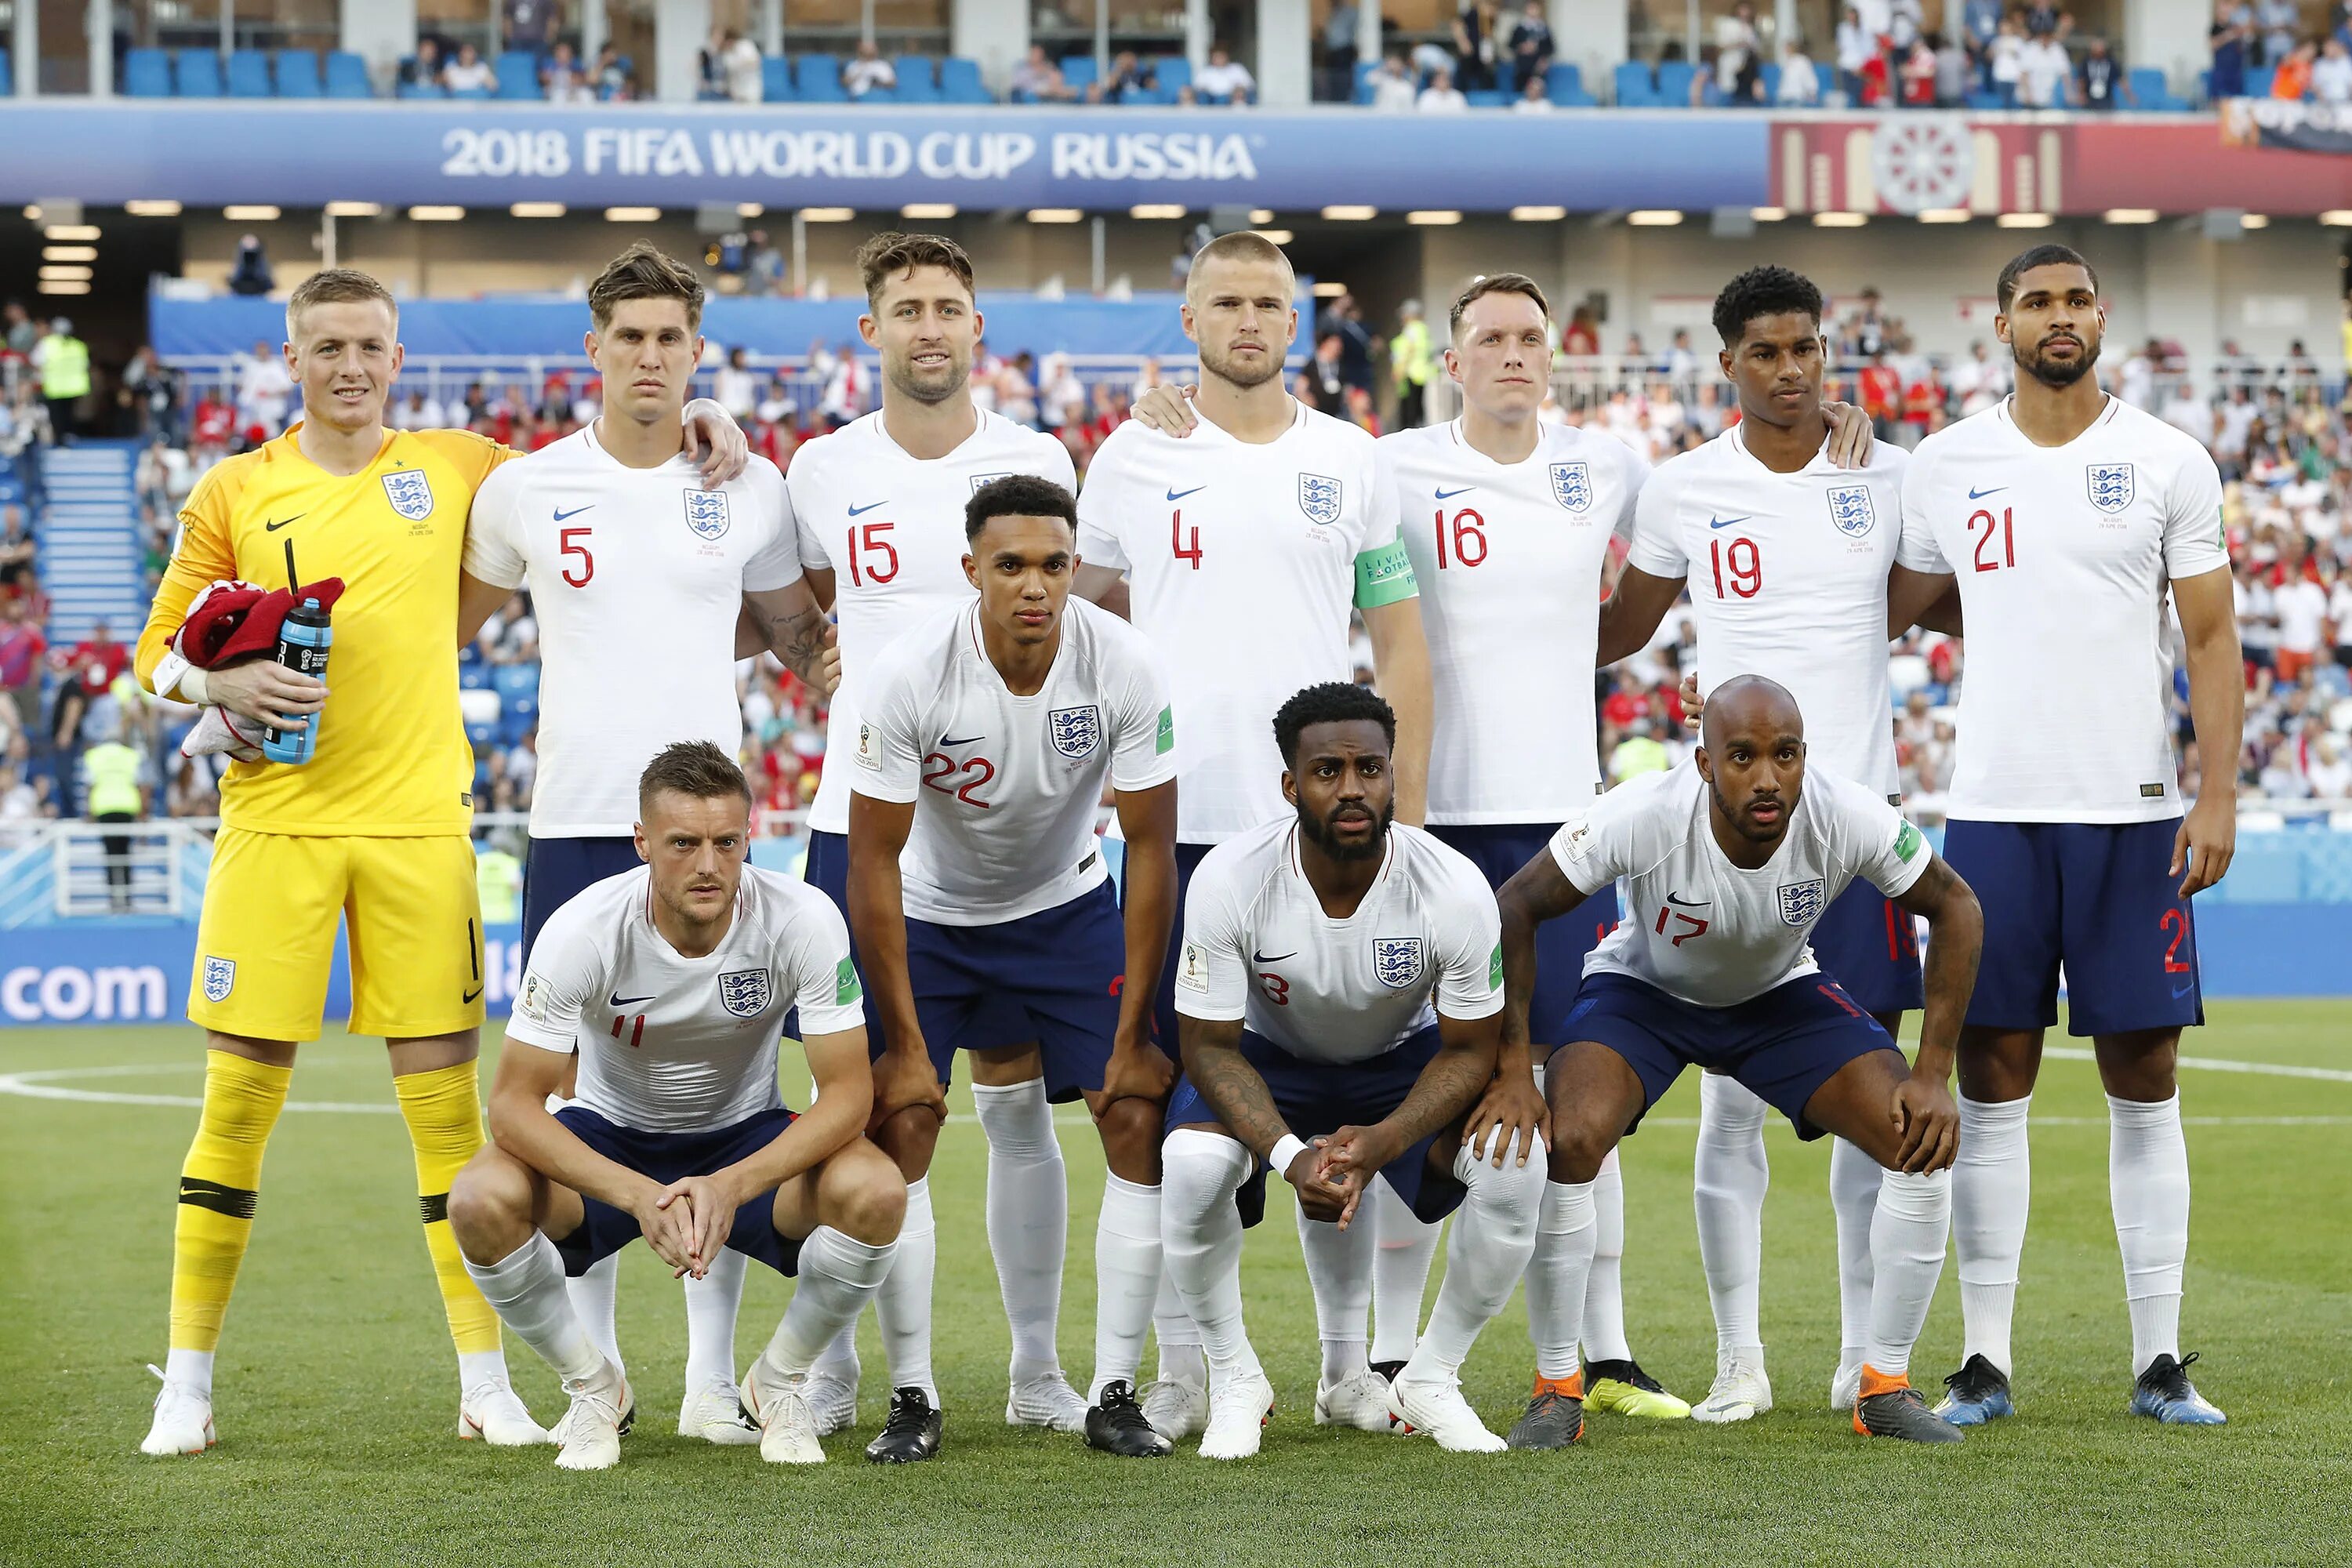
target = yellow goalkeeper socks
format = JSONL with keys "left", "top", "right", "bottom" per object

{"left": 393, "top": 1060, "right": 503, "bottom": 1359}
{"left": 169, "top": 1051, "right": 292, "bottom": 1360}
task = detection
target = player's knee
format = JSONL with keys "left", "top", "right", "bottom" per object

{"left": 817, "top": 1139, "right": 907, "bottom": 1245}
{"left": 446, "top": 1151, "right": 533, "bottom": 1261}
{"left": 871, "top": 1105, "right": 942, "bottom": 1181}
{"left": 1462, "top": 1149, "right": 1546, "bottom": 1236}
{"left": 1547, "top": 1117, "right": 1615, "bottom": 1185}
{"left": 1095, "top": 1094, "right": 1164, "bottom": 1176}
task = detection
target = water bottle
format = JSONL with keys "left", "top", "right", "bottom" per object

{"left": 261, "top": 597, "right": 332, "bottom": 765}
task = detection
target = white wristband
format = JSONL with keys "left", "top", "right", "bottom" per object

{"left": 1269, "top": 1134, "right": 1309, "bottom": 1177}
{"left": 177, "top": 666, "right": 211, "bottom": 706}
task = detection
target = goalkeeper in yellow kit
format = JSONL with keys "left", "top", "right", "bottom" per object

{"left": 133, "top": 268, "right": 747, "bottom": 1455}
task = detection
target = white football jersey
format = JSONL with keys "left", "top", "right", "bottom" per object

{"left": 1897, "top": 396, "right": 2229, "bottom": 822}
{"left": 463, "top": 426, "right": 802, "bottom": 837}
{"left": 850, "top": 597, "right": 1177, "bottom": 925}
{"left": 1077, "top": 403, "right": 1410, "bottom": 843}
{"left": 507, "top": 863, "right": 866, "bottom": 1134}
{"left": 789, "top": 409, "right": 1077, "bottom": 835}
{"left": 1383, "top": 419, "right": 1648, "bottom": 823}
{"left": 1628, "top": 425, "right": 1909, "bottom": 797}
{"left": 1552, "top": 759, "right": 1931, "bottom": 1009}
{"left": 1174, "top": 818, "right": 1502, "bottom": 1064}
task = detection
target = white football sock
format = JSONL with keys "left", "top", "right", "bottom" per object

{"left": 1151, "top": 1272, "right": 1205, "bottom": 1385}
{"left": 1862, "top": 1167, "right": 1950, "bottom": 1377}
{"left": 971, "top": 1079, "right": 1069, "bottom": 1382}
{"left": 1581, "top": 1148, "right": 1632, "bottom": 1364}
{"left": 1295, "top": 1201, "right": 1374, "bottom": 1384}
{"left": 563, "top": 1251, "right": 626, "bottom": 1381}
{"left": 681, "top": 1245, "right": 747, "bottom": 1393}
{"left": 162, "top": 1348, "right": 215, "bottom": 1399}
{"left": 1694, "top": 1073, "right": 1769, "bottom": 1356}
{"left": 760, "top": 1227, "right": 896, "bottom": 1378}
{"left": 1954, "top": 1092, "right": 2031, "bottom": 1377}
{"left": 1160, "top": 1129, "right": 1260, "bottom": 1381}
{"left": 809, "top": 1321, "right": 859, "bottom": 1385}
{"left": 1367, "top": 1177, "right": 1440, "bottom": 1366}
{"left": 463, "top": 1232, "right": 601, "bottom": 1383}
{"left": 1829, "top": 1134, "right": 1881, "bottom": 1377}
{"left": 1524, "top": 1178, "right": 1597, "bottom": 1381}
{"left": 869, "top": 1175, "right": 937, "bottom": 1401}
{"left": 1091, "top": 1174, "right": 1162, "bottom": 1401}
{"left": 456, "top": 1349, "right": 514, "bottom": 1395}
{"left": 1402, "top": 1146, "right": 1544, "bottom": 1385}
{"left": 2108, "top": 1093, "right": 2189, "bottom": 1378}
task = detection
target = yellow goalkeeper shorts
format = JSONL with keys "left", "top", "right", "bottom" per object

{"left": 190, "top": 829, "right": 486, "bottom": 1043}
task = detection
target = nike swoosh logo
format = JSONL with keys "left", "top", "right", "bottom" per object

{"left": 1165, "top": 485, "right": 1207, "bottom": 502}
{"left": 1664, "top": 892, "right": 1709, "bottom": 907}
{"left": 1252, "top": 949, "right": 1297, "bottom": 964}
{"left": 1968, "top": 486, "right": 2007, "bottom": 500}
{"left": 2171, "top": 981, "right": 2196, "bottom": 1000}
{"left": 553, "top": 504, "right": 594, "bottom": 522}
{"left": 609, "top": 993, "right": 655, "bottom": 1007}
{"left": 1434, "top": 485, "right": 1476, "bottom": 500}
{"left": 263, "top": 514, "right": 303, "bottom": 532}
{"left": 1707, "top": 516, "right": 1750, "bottom": 531}
{"left": 939, "top": 734, "right": 985, "bottom": 747}
{"left": 848, "top": 500, "right": 888, "bottom": 516}
{"left": 462, "top": 986, "right": 484, "bottom": 1004}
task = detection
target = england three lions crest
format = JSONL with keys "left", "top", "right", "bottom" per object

{"left": 2086, "top": 463, "right": 2135, "bottom": 514}
{"left": 202, "top": 956, "right": 235, "bottom": 1003}
{"left": 1372, "top": 936, "right": 1425, "bottom": 990}
{"left": 1298, "top": 472, "right": 1343, "bottom": 527}
{"left": 1047, "top": 704, "right": 1101, "bottom": 760}
{"left": 719, "top": 968, "right": 771, "bottom": 1018}
{"left": 1549, "top": 461, "right": 1592, "bottom": 514}
{"left": 380, "top": 469, "right": 434, "bottom": 522}
{"left": 1776, "top": 880, "right": 1827, "bottom": 928}
{"left": 684, "top": 489, "right": 731, "bottom": 540}
{"left": 1827, "top": 484, "right": 1875, "bottom": 537}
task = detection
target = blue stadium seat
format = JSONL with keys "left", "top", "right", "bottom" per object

{"left": 1494, "top": 61, "right": 1517, "bottom": 96}
{"left": 495, "top": 706, "right": 535, "bottom": 747}
{"left": 323, "top": 50, "right": 372, "bottom": 96}
{"left": 1964, "top": 88, "right": 2003, "bottom": 108}
{"left": 491, "top": 663, "right": 539, "bottom": 704}
{"left": 175, "top": 49, "right": 224, "bottom": 97}
{"left": 1151, "top": 56, "right": 1191, "bottom": 102}
{"left": 225, "top": 48, "right": 272, "bottom": 97}
{"left": 1464, "top": 88, "right": 1508, "bottom": 107}
{"left": 0, "top": 47, "right": 9, "bottom": 93}
{"left": 123, "top": 47, "right": 172, "bottom": 97}
{"left": 1545, "top": 62, "right": 1592, "bottom": 104}
{"left": 939, "top": 56, "right": 989, "bottom": 102}
{"left": 1759, "top": 61, "right": 1780, "bottom": 100}
{"left": 894, "top": 56, "right": 941, "bottom": 100}
{"left": 1060, "top": 54, "right": 1099, "bottom": 93}
{"left": 459, "top": 660, "right": 491, "bottom": 691}
{"left": 2129, "top": 65, "right": 2176, "bottom": 109}
{"left": 762, "top": 54, "right": 795, "bottom": 100}
{"left": 1613, "top": 60, "right": 1656, "bottom": 105}
{"left": 1354, "top": 58, "right": 1382, "bottom": 103}
{"left": 2247, "top": 64, "right": 2274, "bottom": 96}
{"left": 495, "top": 51, "right": 542, "bottom": 99}
{"left": 853, "top": 80, "right": 897, "bottom": 103}
{"left": 274, "top": 49, "right": 322, "bottom": 97}
{"left": 795, "top": 54, "right": 848, "bottom": 100}
{"left": 1656, "top": 60, "right": 1695, "bottom": 104}
{"left": 464, "top": 717, "right": 499, "bottom": 749}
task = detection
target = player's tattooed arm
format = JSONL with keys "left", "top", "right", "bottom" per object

{"left": 1494, "top": 848, "right": 1600, "bottom": 1057}
{"left": 1892, "top": 855, "right": 1982, "bottom": 1173}
{"left": 1594, "top": 564, "right": 1686, "bottom": 667}
{"left": 1178, "top": 1015, "right": 1291, "bottom": 1161}
{"left": 1360, "top": 1007, "right": 1504, "bottom": 1162}
{"left": 743, "top": 582, "right": 840, "bottom": 695}
{"left": 486, "top": 1039, "right": 697, "bottom": 1268}
{"left": 1885, "top": 564, "right": 1962, "bottom": 639}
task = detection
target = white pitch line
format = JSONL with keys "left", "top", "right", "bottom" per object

{"left": 2043, "top": 1045, "right": 2352, "bottom": 1083}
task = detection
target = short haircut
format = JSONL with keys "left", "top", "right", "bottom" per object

{"left": 1711, "top": 266, "right": 1824, "bottom": 347}
{"left": 285, "top": 268, "right": 397, "bottom": 342}
{"left": 637, "top": 739, "right": 751, "bottom": 815}
{"left": 589, "top": 241, "right": 706, "bottom": 333}
{"left": 1449, "top": 272, "right": 1550, "bottom": 338}
{"left": 1996, "top": 244, "right": 2099, "bottom": 313}
{"left": 964, "top": 474, "right": 1078, "bottom": 543}
{"left": 1272, "top": 681, "right": 1397, "bottom": 768}
{"left": 856, "top": 230, "right": 976, "bottom": 309}
{"left": 1185, "top": 231, "right": 1295, "bottom": 301}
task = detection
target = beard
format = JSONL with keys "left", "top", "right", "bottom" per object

{"left": 885, "top": 350, "right": 971, "bottom": 406}
{"left": 1295, "top": 796, "right": 1393, "bottom": 861}
{"left": 1200, "top": 338, "right": 1285, "bottom": 390}
{"left": 2015, "top": 329, "right": 2102, "bottom": 389}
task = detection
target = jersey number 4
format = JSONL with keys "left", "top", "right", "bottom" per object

{"left": 921, "top": 752, "right": 995, "bottom": 808}
{"left": 1172, "top": 509, "right": 1203, "bottom": 570}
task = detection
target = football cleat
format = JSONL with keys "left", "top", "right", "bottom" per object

{"left": 140, "top": 1365, "right": 216, "bottom": 1457}
{"left": 803, "top": 1369, "right": 858, "bottom": 1437}
{"left": 1853, "top": 1369, "right": 1963, "bottom": 1443}
{"left": 1581, "top": 1359, "right": 1690, "bottom": 1420}
{"left": 459, "top": 1379, "right": 553, "bottom": 1446}
{"left": 739, "top": 1358, "right": 825, "bottom": 1465}
{"left": 1313, "top": 1366, "right": 1401, "bottom": 1432}
{"left": 679, "top": 1378, "right": 761, "bottom": 1446}
{"left": 1368, "top": 1358, "right": 1407, "bottom": 1385}
{"left": 1505, "top": 1374, "right": 1587, "bottom": 1450}
{"left": 548, "top": 1363, "right": 631, "bottom": 1472}
{"left": 1830, "top": 1360, "right": 1864, "bottom": 1414}
{"left": 1141, "top": 1373, "right": 1209, "bottom": 1442}
{"left": 1197, "top": 1370, "right": 1275, "bottom": 1460}
{"left": 1005, "top": 1370, "right": 1089, "bottom": 1433}
{"left": 1388, "top": 1374, "right": 1506, "bottom": 1454}
{"left": 1934, "top": 1353, "right": 2016, "bottom": 1427}
{"left": 1691, "top": 1355, "right": 1773, "bottom": 1425}
{"left": 2130, "top": 1352, "right": 2227, "bottom": 1426}
{"left": 1084, "top": 1380, "right": 1174, "bottom": 1457}
{"left": 864, "top": 1386, "right": 944, "bottom": 1464}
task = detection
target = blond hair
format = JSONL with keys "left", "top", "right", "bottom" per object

{"left": 285, "top": 268, "right": 397, "bottom": 343}
{"left": 1185, "top": 231, "right": 1296, "bottom": 303}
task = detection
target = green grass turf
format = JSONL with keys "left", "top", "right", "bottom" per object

{"left": 2, "top": 1002, "right": 2347, "bottom": 1566}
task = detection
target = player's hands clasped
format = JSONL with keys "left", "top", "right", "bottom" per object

{"left": 648, "top": 1173, "right": 741, "bottom": 1279}
{"left": 1462, "top": 1065, "right": 1549, "bottom": 1168}
{"left": 206, "top": 656, "right": 326, "bottom": 729}
{"left": 1128, "top": 381, "right": 1201, "bottom": 437}
{"left": 1311, "top": 1124, "right": 1399, "bottom": 1229}
{"left": 1889, "top": 1070, "right": 1960, "bottom": 1174}
{"left": 870, "top": 1044, "right": 949, "bottom": 1130}
{"left": 2172, "top": 793, "right": 2236, "bottom": 898}
{"left": 1283, "top": 1138, "right": 1361, "bottom": 1226}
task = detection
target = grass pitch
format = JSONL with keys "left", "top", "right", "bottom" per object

{"left": 2, "top": 1002, "right": 2347, "bottom": 1566}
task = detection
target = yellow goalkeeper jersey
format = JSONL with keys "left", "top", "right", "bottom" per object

{"left": 136, "top": 424, "right": 517, "bottom": 837}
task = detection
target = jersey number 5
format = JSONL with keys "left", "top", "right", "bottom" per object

{"left": 560, "top": 526, "right": 593, "bottom": 588}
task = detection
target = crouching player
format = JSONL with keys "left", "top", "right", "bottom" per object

{"left": 1497, "top": 676, "right": 1983, "bottom": 1443}
{"left": 1160, "top": 683, "right": 1545, "bottom": 1458}
{"left": 447, "top": 742, "right": 906, "bottom": 1469}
